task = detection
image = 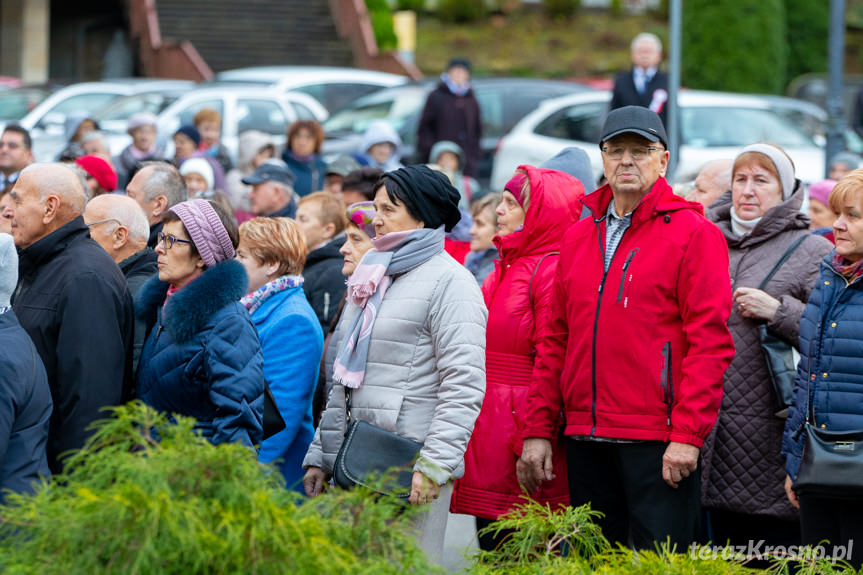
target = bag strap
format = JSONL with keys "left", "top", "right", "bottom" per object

{"left": 529, "top": 252, "right": 559, "bottom": 308}
{"left": 758, "top": 235, "right": 808, "bottom": 290}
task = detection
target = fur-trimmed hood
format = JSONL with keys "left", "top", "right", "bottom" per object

{"left": 136, "top": 259, "right": 249, "bottom": 343}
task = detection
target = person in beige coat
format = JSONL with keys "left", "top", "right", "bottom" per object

{"left": 303, "top": 165, "right": 486, "bottom": 563}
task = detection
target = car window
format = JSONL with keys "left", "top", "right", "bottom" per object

{"left": 682, "top": 107, "right": 815, "bottom": 148}
{"left": 476, "top": 91, "right": 505, "bottom": 139}
{"left": 324, "top": 100, "right": 393, "bottom": 133}
{"left": 0, "top": 88, "right": 50, "bottom": 121}
{"left": 290, "top": 101, "right": 318, "bottom": 121}
{"left": 176, "top": 99, "right": 224, "bottom": 127}
{"left": 534, "top": 102, "right": 605, "bottom": 143}
{"left": 237, "top": 99, "right": 288, "bottom": 135}
{"left": 36, "top": 92, "right": 121, "bottom": 128}
{"left": 323, "top": 83, "right": 386, "bottom": 113}
{"left": 97, "top": 93, "right": 181, "bottom": 121}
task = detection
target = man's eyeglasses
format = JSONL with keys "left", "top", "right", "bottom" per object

{"left": 86, "top": 218, "right": 120, "bottom": 228}
{"left": 601, "top": 146, "right": 663, "bottom": 161}
{"left": 157, "top": 231, "right": 192, "bottom": 250}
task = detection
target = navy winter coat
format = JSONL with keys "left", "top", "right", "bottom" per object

{"left": 0, "top": 310, "right": 52, "bottom": 503}
{"left": 136, "top": 260, "right": 265, "bottom": 448}
{"left": 783, "top": 254, "right": 863, "bottom": 480}
{"left": 282, "top": 152, "right": 327, "bottom": 197}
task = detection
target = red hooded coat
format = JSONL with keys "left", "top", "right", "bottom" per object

{"left": 451, "top": 166, "right": 582, "bottom": 519}
{"left": 523, "top": 177, "right": 734, "bottom": 448}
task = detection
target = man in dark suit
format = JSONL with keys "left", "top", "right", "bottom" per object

{"left": 610, "top": 33, "right": 669, "bottom": 126}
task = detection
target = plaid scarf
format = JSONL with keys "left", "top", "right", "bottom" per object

{"left": 240, "top": 275, "right": 304, "bottom": 315}
{"left": 831, "top": 252, "right": 863, "bottom": 285}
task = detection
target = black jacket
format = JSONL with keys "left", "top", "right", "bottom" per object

{"left": 610, "top": 69, "right": 669, "bottom": 126}
{"left": 0, "top": 310, "right": 52, "bottom": 502}
{"left": 119, "top": 248, "right": 158, "bottom": 375}
{"left": 12, "top": 217, "right": 134, "bottom": 473}
{"left": 147, "top": 222, "right": 163, "bottom": 250}
{"left": 302, "top": 236, "right": 347, "bottom": 331}
{"left": 417, "top": 82, "right": 483, "bottom": 178}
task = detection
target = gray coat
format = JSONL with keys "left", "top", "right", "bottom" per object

{"left": 303, "top": 251, "right": 487, "bottom": 485}
{"left": 701, "top": 188, "right": 833, "bottom": 519}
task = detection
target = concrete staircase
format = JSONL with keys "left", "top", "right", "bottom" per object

{"left": 155, "top": 0, "right": 354, "bottom": 73}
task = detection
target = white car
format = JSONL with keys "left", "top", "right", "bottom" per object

{"left": 491, "top": 90, "right": 828, "bottom": 191}
{"left": 2, "top": 79, "right": 194, "bottom": 161}
{"left": 213, "top": 66, "right": 408, "bottom": 114}
{"left": 101, "top": 84, "right": 329, "bottom": 163}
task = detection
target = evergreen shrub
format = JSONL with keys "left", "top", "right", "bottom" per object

{"left": 437, "top": 0, "right": 485, "bottom": 23}
{"left": 367, "top": 0, "right": 399, "bottom": 50}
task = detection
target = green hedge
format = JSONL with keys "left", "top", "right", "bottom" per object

{"left": 437, "top": 0, "right": 486, "bottom": 23}
{"left": 0, "top": 402, "right": 437, "bottom": 574}
{"left": 682, "top": 0, "right": 788, "bottom": 94}
{"left": 784, "top": 0, "right": 829, "bottom": 84}
{"left": 543, "top": 0, "right": 581, "bottom": 20}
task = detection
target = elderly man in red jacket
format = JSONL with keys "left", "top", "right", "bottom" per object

{"left": 519, "top": 106, "right": 734, "bottom": 550}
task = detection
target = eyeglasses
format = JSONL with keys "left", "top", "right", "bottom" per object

{"left": 601, "top": 146, "right": 663, "bottom": 160}
{"left": 157, "top": 231, "right": 193, "bottom": 250}
{"left": 86, "top": 218, "right": 120, "bottom": 228}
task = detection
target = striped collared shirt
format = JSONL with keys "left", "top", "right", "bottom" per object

{"left": 604, "top": 198, "right": 633, "bottom": 272}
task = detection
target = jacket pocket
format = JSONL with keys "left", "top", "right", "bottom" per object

{"left": 617, "top": 248, "right": 640, "bottom": 306}
{"left": 660, "top": 341, "right": 673, "bottom": 427}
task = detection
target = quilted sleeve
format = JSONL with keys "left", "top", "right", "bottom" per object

{"left": 417, "top": 269, "right": 487, "bottom": 485}
{"left": 205, "top": 309, "right": 265, "bottom": 448}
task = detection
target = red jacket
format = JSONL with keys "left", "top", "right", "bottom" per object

{"left": 524, "top": 177, "right": 734, "bottom": 449}
{"left": 451, "top": 166, "right": 581, "bottom": 519}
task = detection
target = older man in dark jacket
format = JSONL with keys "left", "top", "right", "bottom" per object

{"left": 0, "top": 233, "right": 52, "bottom": 501}
{"left": 9, "top": 163, "right": 134, "bottom": 473}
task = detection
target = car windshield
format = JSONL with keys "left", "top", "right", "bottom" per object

{"left": 96, "top": 92, "right": 183, "bottom": 122}
{"left": 682, "top": 107, "right": 816, "bottom": 148}
{"left": 324, "top": 88, "right": 426, "bottom": 134}
{"left": 0, "top": 87, "right": 51, "bottom": 121}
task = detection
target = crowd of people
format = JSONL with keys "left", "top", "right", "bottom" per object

{"left": 1, "top": 50, "right": 863, "bottom": 569}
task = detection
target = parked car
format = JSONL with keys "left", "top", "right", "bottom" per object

{"left": 2, "top": 79, "right": 195, "bottom": 161}
{"left": 103, "top": 84, "right": 329, "bottom": 163}
{"left": 491, "top": 90, "right": 830, "bottom": 191}
{"left": 0, "top": 84, "right": 57, "bottom": 123}
{"left": 321, "top": 78, "right": 591, "bottom": 185}
{"left": 213, "top": 66, "right": 408, "bottom": 114}
{"left": 94, "top": 86, "right": 196, "bottom": 135}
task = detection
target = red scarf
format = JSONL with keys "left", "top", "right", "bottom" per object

{"left": 831, "top": 252, "right": 863, "bottom": 285}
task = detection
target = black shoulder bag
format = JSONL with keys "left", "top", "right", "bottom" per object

{"left": 794, "top": 362, "right": 863, "bottom": 498}
{"left": 757, "top": 235, "right": 807, "bottom": 418}
{"left": 332, "top": 387, "right": 424, "bottom": 503}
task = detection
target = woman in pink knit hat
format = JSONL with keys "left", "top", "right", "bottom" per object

{"left": 808, "top": 179, "right": 838, "bottom": 243}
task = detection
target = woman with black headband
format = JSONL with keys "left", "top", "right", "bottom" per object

{"left": 303, "top": 165, "right": 487, "bottom": 563}
{"left": 136, "top": 199, "right": 266, "bottom": 448}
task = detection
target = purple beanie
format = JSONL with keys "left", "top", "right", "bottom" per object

{"left": 808, "top": 179, "right": 837, "bottom": 207}
{"left": 169, "top": 200, "right": 235, "bottom": 267}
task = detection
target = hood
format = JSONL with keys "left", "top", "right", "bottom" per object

{"left": 707, "top": 181, "right": 810, "bottom": 248}
{"left": 64, "top": 113, "right": 94, "bottom": 141}
{"left": 581, "top": 177, "right": 702, "bottom": 228}
{"left": 430, "top": 140, "right": 464, "bottom": 168}
{"left": 495, "top": 165, "right": 585, "bottom": 261}
{"left": 360, "top": 120, "right": 402, "bottom": 153}
{"left": 135, "top": 259, "right": 249, "bottom": 343}
{"left": 540, "top": 147, "right": 596, "bottom": 194}
{"left": 237, "top": 130, "right": 275, "bottom": 170}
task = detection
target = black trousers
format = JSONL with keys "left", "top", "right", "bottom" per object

{"left": 799, "top": 495, "right": 863, "bottom": 569}
{"left": 566, "top": 438, "right": 700, "bottom": 551}
{"left": 475, "top": 516, "right": 514, "bottom": 552}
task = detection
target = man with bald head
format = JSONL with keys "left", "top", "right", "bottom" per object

{"left": 124, "top": 161, "right": 187, "bottom": 249}
{"left": 691, "top": 159, "right": 732, "bottom": 209}
{"left": 8, "top": 163, "right": 133, "bottom": 473}
{"left": 84, "top": 194, "right": 156, "bottom": 372}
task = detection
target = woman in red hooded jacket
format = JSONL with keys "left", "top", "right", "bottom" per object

{"left": 451, "top": 165, "right": 584, "bottom": 550}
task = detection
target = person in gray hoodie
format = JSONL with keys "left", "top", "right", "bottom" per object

{"left": 356, "top": 120, "right": 403, "bottom": 172}
{"left": 225, "top": 130, "right": 276, "bottom": 222}
{"left": 430, "top": 140, "right": 481, "bottom": 209}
